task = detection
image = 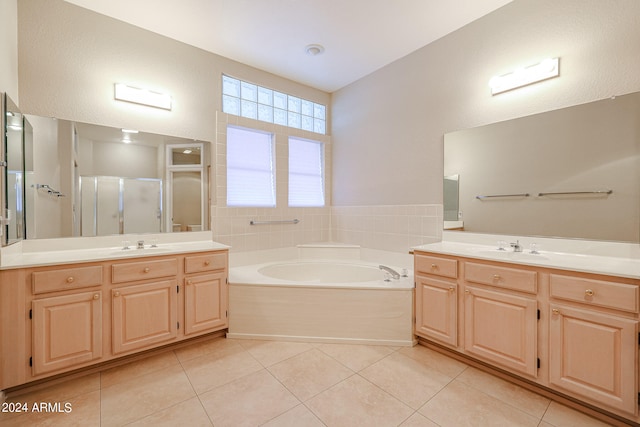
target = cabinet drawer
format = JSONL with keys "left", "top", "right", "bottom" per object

{"left": 465, "top": 262, "right": 537, "bottom": 294}
{"left": 185, "top": 252, "right": 227, "bottom": 274}
{"left": 111, "top": 258, "right": 178, "bottom": 284}
{"left": 415, "top": 254, "right": 457, "bottom": 279}
{"left": 550, "top": 274, "right": 639, "bottom": 313}
{"left": 32, "top": 265, "right": 103, "bottom": 294}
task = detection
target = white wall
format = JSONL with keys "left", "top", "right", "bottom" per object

{"left": 331, "top": 0, "right": 640, "bottom": 206}
{"left": 0, "top": 0, "right": 18, "bottom": 101}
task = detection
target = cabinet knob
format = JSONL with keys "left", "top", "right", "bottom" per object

{"left": 493, "top": 274, "right": 500, "bottom": 280}
{"left": 585, "top": 289, "right": 594, "bottom": 297}
{"left": 114, "top": 291, "right": 120, "bottom": 297}
{"left": 66, "top": 276, "right": 75, "bottom": 283}
{"left": 448, "top": 286, "right": 455, "bottom": 293}
{"left": 465, "top": 289, "right": 470, "bottom": 294}
{"left": 204, "top": 260, "right": 211, "bottom": 266}
{"left": 93, "top": 293, "right": 100, "bottom": 300}
{"left": 143, "top": 267, "right": 150, "bottom": 273}
{"left": 552, "top": 308, "right": 560, "bottom": 315}
{"left": 187, "top": 280, "right": 193, "bottom": 285}
{"left": 431, "top": 264, "right": 438, "bottom": 269}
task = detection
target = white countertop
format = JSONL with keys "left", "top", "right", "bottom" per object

{"left": 413, "top": 241, "right": 640, "bottom": 280}
{"left": 0, "top": 232, "right": 229, "bottom": 269}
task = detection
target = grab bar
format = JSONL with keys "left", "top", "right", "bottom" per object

{"left": 476, "top": 193, "right": 530, "bottom": 200}
{"left": 249, "top": 219, "right": 300, "bottom": 225}
{"left": 537, "top": 190, "right": 613, "bottom": 197}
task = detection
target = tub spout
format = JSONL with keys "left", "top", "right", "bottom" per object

{"left": 379, "top": 265, "right": 400, "bottom": 280}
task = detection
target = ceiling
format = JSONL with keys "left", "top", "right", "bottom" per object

{"left": 64, "top": 0, "right": 512, "bottom": 93}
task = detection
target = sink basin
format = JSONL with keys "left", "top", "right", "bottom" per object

{"left": 108, "top": 246, "right": 176, "bottom": 256}
{"left": 470, "top": 248, "right": 550, "bottom": 261}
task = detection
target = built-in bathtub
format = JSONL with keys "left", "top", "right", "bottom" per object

{"left": 227, "top": 244, "right": 415, "bottom": 346}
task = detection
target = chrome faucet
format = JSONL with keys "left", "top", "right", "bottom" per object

{"left": 510, "top": 240, "right": 522, "bottom": 252}
{"left": 379, "top": 265, "right": 400, "bottom": 280}
{"left": 137, "top": 240, "right": 145, "bottom": 249}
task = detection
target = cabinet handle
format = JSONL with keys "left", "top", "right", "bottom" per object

{"left": 114, "top": 291, "right": 120, "bottom": 297}
{"left": 448, "top": 286, "right": 455, "bottom": 292}
{"left": 93, "top": 293, "right": 100, "bottom": 300}
{"left": 66, "top": 276, "right": 74, "bottom": 283}
{"left": 585, "top": 289, "right": 594, "bottom": 297}
{"left": 552, "top": 308, "right": 560, "bottom": 315}
{"left": 204, "top": 260, "right": 211, "bottom": 266}
{"left": 143, "top": 267, "right": 150, "bottom": 273}
{"left": 431, "top": 263, "right": 438, "bottom": 269}
{"left": 493, "top": 274, "right": 500, "bottom": 280}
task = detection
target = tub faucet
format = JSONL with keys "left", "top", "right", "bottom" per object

{"left": 137, "top": 240, "right": 145, "bottom": 249}
{"left": 379, "top": 265, "right": 400, "bottom": 280}
{"left": 510, "top": 240, "right": 522, "bottom": 252}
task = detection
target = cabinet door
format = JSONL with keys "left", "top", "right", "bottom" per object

{"left": 415, "top": 275, "right": 457, "bottom": 346}
{"left": 112, "top": 280, "right": 178, "bottom": 354}
{"left": 464, "top": 286, "right": 538, "bottom": 377}
{"left": 549, "top": 304, "right": 638, "bottom": 414}
{"left": 32, "top": 291, "right": 102, "bottom": 375}
{"left": 184, "top": 272, "right": 228, "bottom": 335}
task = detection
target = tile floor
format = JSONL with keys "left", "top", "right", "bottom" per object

{"left": 0, "top": 337, "right": 617, "bottom": 426}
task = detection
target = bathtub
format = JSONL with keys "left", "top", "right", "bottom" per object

{"left": 227, "top": 245, "right": 415, "bottom": 346}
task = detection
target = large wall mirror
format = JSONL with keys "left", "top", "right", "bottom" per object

{"left": 444, "top": 91, "right": 640, "bottom": 243}
{"left": 14, "top": 115, "right": 212, "bottom": 241}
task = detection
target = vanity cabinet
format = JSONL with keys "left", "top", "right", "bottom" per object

{"left": 548, "top": 273, "right": 639, "bottom": 414}
{"left": 413, "top": 249, "right": 640, "bottom": 423}
{"left": 0, "top": 249, "right": 228, "bottom": 391}
{"left": 414, "top": 254, "right": 458, "bottom": 346}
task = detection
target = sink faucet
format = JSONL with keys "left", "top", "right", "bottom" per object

{"left": 510, "top": 240, "right": 522, "bottom": 252}
{"left": 379, "top": 265, "right": 400, "bottom": 280}
{"left": 137, "top": 240, "right": 145, "bottom": 249}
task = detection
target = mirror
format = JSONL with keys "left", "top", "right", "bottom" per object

{"left": 2, "top": 94, "right": 33, "bottom": 245}
{"left": 24, "top": 115, "right": 211, "bottom": 239}
{"left": 444, "top": 91, "right": 640, "bottom": 243}
{"left": 443, "top": 174, "right": 462, "bottom": 230}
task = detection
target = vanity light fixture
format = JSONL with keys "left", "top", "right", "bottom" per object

{"left": 489, "top": 57, "right": 560, "bottom": 95}
{"left": 114, "top": 83, "right": 172, "bottom": 110}
{"left": 121, "top": 128, "right": 139, "bottom": 134}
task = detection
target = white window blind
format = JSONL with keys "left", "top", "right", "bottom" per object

{"left": 288, "top": 137, "right": 324, "bottom": 207}
{"left": 226, "top": 126, "right": 275, "bottom": 207}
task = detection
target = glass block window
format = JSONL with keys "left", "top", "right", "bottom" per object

{"left": 226, "top": 125, "right": 276, "bottom": 207}
{"left": 222, "top": 75, "right": 326, "bottom": 134}
{"left": 288, "top": 137, "right": 324, "bottom": 207}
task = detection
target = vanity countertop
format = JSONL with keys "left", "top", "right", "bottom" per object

{"left": 413, "top": 241, "right": 640, "bottom": 280}
{"left": 0, "top": 240, "right": 230, "bottom": 270}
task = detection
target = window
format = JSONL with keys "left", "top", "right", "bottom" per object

{"left": 226, "top": 126, "right": 275, "bottom": 207}
{"left": 288, "top": 137, "right": 324, "bottom": 207}
{"left": 222, "top": 75, "right": 326, "bottom": 134}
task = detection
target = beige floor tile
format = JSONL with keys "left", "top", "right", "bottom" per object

{"left": 316, "top": 342, "right": 397, "bottom": 371}
{"left": 456, "top": 366, "right": 550, "bottom": 418}
{"left": 306, "top": 374, "right": 414, "bottom": 427}
{"left": 100, "top": 350, "right": 179, "bottom": 388}
{"left": 268, "top": 348, "right": 354, "bottom": 401}
{"left": 101, "top": 364, "right": 195, "bottom": 427}
{"left": 542, "top": 401, "right": 616, "bottom": 427}
{"left": 399, "top": 412, "right": 440, "bottom": 427}
{"left": 398, "top": 345, "right": 468, "bottom": 378}
{"left": 0, "top": 389, "right": 100, "bottom": 427}
{"left": 127, "top": 397, "right": 213, "bottom": 427}
{"left": 261, "top": 404, "right": 325, "bottom": 427}
{"left": 4, "top": 372, "right": 100, "bottom": 409}
{"left": 419, "top": 379, "right": 539, "bottom": 426}
{"left": 360, "top": 352, "right": 453, "bottom": 409}
{"left": 199, "top": 369, "right": 299, "bottom": 427}
{"left": 174, "top": 335, "right": 241, "bottom": 362}
{"left": 238, "top": 339, "right": 314, "bottom": 367}
{"left": 181, "top": 343, "right": 263, "bottom": 394}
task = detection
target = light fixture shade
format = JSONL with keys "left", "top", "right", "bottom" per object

{"left": 489, "top": 57, "right": 559, "bottom": 95}
{"left": 114, "top": 83, "right": 172, "bottom": 110}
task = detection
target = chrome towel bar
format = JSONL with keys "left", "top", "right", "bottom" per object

{"left": 476, "top": 193, "right": 530, "bottom": 200}
{"left": 249, "top": 219, "right": 300, "bottom": 225}
{"left": 537, "top": 190, "right": 613, "bottom": 196}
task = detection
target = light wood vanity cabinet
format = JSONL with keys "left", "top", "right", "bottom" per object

{"left": 414, "top": 250, "right": 640, "bottom": 422}
{"left": 0, "top": 249, "right": 228, "bottom": 390}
